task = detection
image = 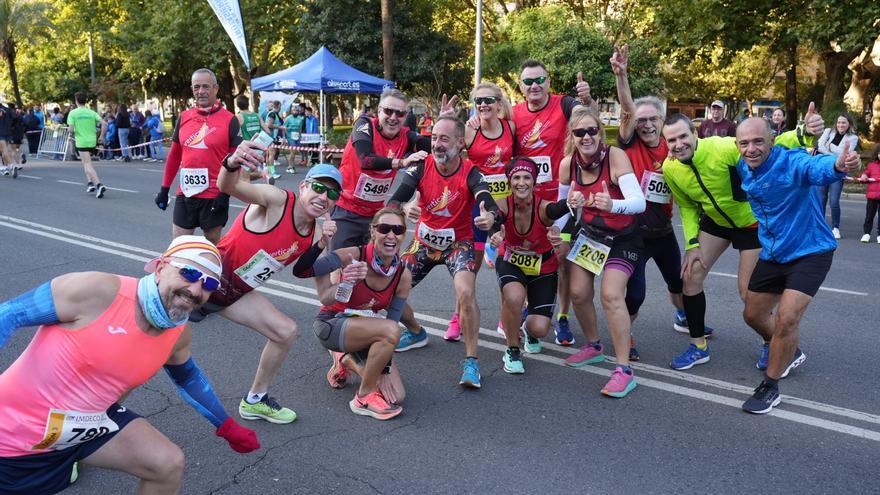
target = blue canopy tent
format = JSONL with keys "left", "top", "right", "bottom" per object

{"left": 251, "top": 46, "right": 394, "bottom": 160}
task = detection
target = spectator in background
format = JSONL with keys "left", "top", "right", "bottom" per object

{"left": 116, "top": 103, "right": 131, "bottom": 162}
{"left": 698, "top": 100, "right": 736, "bottom": 138}
{"left": 145, "top": 110, "right": 165, "bottom": 162}
{"left": 404, "top": 105, "right": 418, "bottom": 133}
{"left": 129, "top": 104, "right": 145, "bottom": 159}
{"left": 283, "top": 104, "right": 305, "bottom": 173}
{"left": 859, "top": 143, "right": 880, "bottom": 244}
{"left": 418, "top": 110, "right": 433, "bottom": 136}
{"left": 770, "top": 108, "right": 786, "bottom": 136}
{"left": 103, "top": 112, "right": 117, "bottom": 160}
{"left": 303, "top": 106, "right": 319, "bottom": 166}
{"left": 0, "top": 101, "right": 15, "bottom": 174}
{"left": 817, "top": 112, "right": 860, "bottom": 239}
{"left": 33, "top": 105, "right": 45, "bottom": 129}
{"left": 736, "top": 108, "right": 751, "bottom": 124}
{"left": 9, "top": 103, "right": 25, "bottom": 166}
{"left": 23, "top": 107, "right": 40, "bottom": 156}
{"left": 50, "top": 107, "right": 64, "bottom": 125}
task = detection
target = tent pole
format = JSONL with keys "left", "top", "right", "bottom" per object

{"left": 320, "top": 90, "right": 325, "bottom": 163}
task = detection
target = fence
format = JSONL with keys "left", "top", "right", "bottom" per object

{"left": 37, "top": 126, "right": 72, "bottom": 161}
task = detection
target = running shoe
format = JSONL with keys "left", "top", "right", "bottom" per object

{"left": 502, "top": 348, "right": 525, "bottom": 374}
{"left": 1, "top": 166, "right": 8, "bottom": 175}
{"left": 521, "top": 323, "right": 542, "bottom": 354}
{"left": 71, "top": 462, "right": 78, "bottom": 484}
{"left": 672, "top": 310, "right": 714, "bottom": 338}
{"left": 238, "top": 396, "right": 297, "bottom": 424}
{"left": 670, "top": 343, "right": 710, "bottom": 370}
{"left": 11, "top": 166, "right": 18, "bottom": 179}
{"left": 780, "top": 348, "right": 806, "bottom": 378}
{"left": 268, "top": 176, "right": 276, "bottom": 186}
{"left": 742, "top": 381, "right": 781, "bottom": 414}
{"left": 327, "top": 351, "right": 349, "bottom": 389}
{"left": 629, "top": 336, "right": 640, "bottom": 362}
{"left": 832, "top": 227, "right": 841, "bottom": 239}
{"left": 86, "top": 182, "right": 96, "bottom": 193}
{"left": 349, "top": 389, "right": 402, "bottom": 420}
{"left": 554, "top": 316, "right": 575, "bottom": 346}
{"left": 484, "top": 243, "right": 497, "bottom": 269}
{"left": 96, "top": 184, "right": 106, "bottom": 199}
{"left": 444, "top": 313, "right": 461, "bottom": 342}
{"left": 862, "top": 234, "right": 871, "bottom": 243}
{"left": 286, "top": 166, "right": 296, "bottom": 174}
{"left": 459, "top": 357, "right": 481, "bottom": 388}
{"left": 756, "top": 342, "right": 770, "bottom": 371}
{"left": 496, "top": 319, "right": 505, "bottom": 336}
{"left": 565, "top": 343, "right": 605, "bottom": 367}
{"left": 271, "top": 173, "right": 282, "bottom": 180}
{"left": 601, "top": 366, "right": 637, "bottom": 398}
{"left": 395, "top": 328, "right": 428, "bottom": 352}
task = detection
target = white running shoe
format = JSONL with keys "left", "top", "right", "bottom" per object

{"left": 862, "top": 234, "right": 871, "bottom": 243}
{"left": 832, "top": 227, "right": 841, "bottom": 239}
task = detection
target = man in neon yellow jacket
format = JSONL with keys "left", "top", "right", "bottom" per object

{"left": 661, "top": 103, "right": 825, "bottom": 371}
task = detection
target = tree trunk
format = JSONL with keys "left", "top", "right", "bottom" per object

{"left": 784, "top": 41, "right": 798, "bottom": 129}
{"left": 380, "top": 0, "right": 393, "bottom": 81}
{"left": 822, "top": 51, "right": 852, "bottom": 109}
{"left": 871, "top": 93, "right": 880, "bottom": 141}
{"left": 6, "top": 47, "right": 23, "bottom": 108}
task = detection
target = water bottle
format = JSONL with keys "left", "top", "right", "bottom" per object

{"left": 335, "top": 278, "right": 355, "bottom": 303}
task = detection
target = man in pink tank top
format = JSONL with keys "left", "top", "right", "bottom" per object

{"left": 0, "top": 236, "right": 260, "bottom": 495}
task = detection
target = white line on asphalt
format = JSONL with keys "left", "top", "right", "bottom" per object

{"left": 56, "top": 180, "right": 83, "bottom": 186}
{"left": 2, "top": 215, "right": 879, "bottom": 440}
{"left": 18, "top": 174, "right": 42, "bottom": 179}
{"left": 138, "top": 168, "right": 163, "bottom": 173}
{"left": 709, "top": 271, "right": 868, "bottom": 296}
{"left": 55, "top": 179, "right": 138, "bottom": 193}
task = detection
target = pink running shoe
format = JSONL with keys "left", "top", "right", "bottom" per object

{"left": 326, "top": 351, "right": 349, "bottom": 389}
{"left": 564, "top": 343, "right": 605, "bottom": 367}
{"left": 444, "top": 313, "right": 461, "bottom": 341}
{"left": 496, "top": 319, "right": 505, "bottom": 336}
{"left": 601, "top": 366, "right": 637, "bottom": 398}
{"left": 349, "top": 390, "right": 403, "bottom": 420}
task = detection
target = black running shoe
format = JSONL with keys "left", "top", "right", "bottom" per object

{"left": 86, "top": 182, "right": 96, "bottom": 193}
{"left": 96, "top": 184, "right": 106, "bottom": 199}
{"left": 742, "top": 381, "right": 781, "bottom": 414}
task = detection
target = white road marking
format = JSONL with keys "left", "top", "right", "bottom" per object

{"left": 2, "top": 215, "right": 879, "bottom": 441}
{"left": 709, "top": 271, "right": 868, "bottom": 296}
{"left": 138, "top": 168, "right": 163, "bottom": 173}
{"left": 56, "top": 180, "right": 83, "bottom": 186}
{"left": 55, "top": 179, "right": 137, "bottom": 193}
{"left": 18, "top": 174, "right": 42, "bottom": 179}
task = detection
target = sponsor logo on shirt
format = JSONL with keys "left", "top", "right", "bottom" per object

{"left": 426, "top": 186, "right": 461, "bottom": 217}
{"left": 521, "top": 120, "right": 548, "bottom": 149}
{"left": 184, "top": 122, "right": 217, "bottom": 150}
{"left": 272, "top": 241, "right": 300, "bottom": 262}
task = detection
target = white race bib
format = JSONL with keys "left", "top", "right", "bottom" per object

{"left": 33, "top": 408, "right": 119, "bottom": 451}
{"left": 180, "top": 167, "right": 209, "bottom": 197}
{"left": 417, "top": 222, "right": 456, "bottom": 251}
{"left": 343, "top": 308, "right": 381, "bottom": 318}
{"left": 567, "top": 231, "right": 611, "bottom": 275}
{"left": 533, "top": 156, "right": 553, "bottom": 184}
{"left": 640, "top": 171, "right": 671, "bottom": 204}
{"left": 234, "top": 249, "right": 285, "bottom": 288}
{"left": 484, "top": 173, "right": 511, "bottom": 200}
{"left": 354, "top": 173, "right": 394, "bottom": 202}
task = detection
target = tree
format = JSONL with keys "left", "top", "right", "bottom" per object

{"left": 381, "top": 0, "right": 393, "bottom": 80}
{"left": 0, "top": 0, "right": 53, "bottom": 107}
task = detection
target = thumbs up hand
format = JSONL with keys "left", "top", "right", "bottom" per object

{"left": 835, "top": 140, "right": 861, "bottom": 173}
{"left": 593, "top": 180, "right": 613, "bottom": 212}
{"left": 567, "top": 187, "right": 586, "bottom": 209}
{"left": 318, "top": 212, "right": 337, "bottom": 248}
{"left": 575, "top": 72, "right": 592, "bottom": 104}
{"left": 489, "top": 224, "right": 505, "bottom": 249}
{"left": 804, "top": 101, "right": 824, "bottom": 137}
{"left": 474, "top": 201, "right": 496, "bottom": 231}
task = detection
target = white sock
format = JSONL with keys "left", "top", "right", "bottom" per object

{"left": 246, "top": 392, "right": 267, "bottom": 404}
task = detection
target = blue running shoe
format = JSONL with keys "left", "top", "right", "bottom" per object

{"left": 395, "top": 328, "right": 428, "bottom": 352}
{"left": 459, "top": 357, "right": 481, "bottom": 388}
{"left": 484, "top": 243, "right": 498, "bottom": 269}
{"left": 756, "top": 342, "right": 770, "bottom": 371}
{"left": 670, "top": 344, "right": 710, "bottom": 370}
{"left": 554, "top": 316, "right": 575, "bottom": 346}
{"left": 673, "top": 310, "right": 714, "bottom": 338}
{"left": 780, "top": 348, "right": 806, "bottom": 378}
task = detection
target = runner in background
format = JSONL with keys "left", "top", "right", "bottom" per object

{"left": 66, "top": 92, "right": 108, "bottom": 198}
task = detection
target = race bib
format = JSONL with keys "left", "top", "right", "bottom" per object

{"left": 343, "top": 308, "right": 381, "bottom": 318}
{"left": 640, "top": 171, "right": 671, "bottom": 204}
{"left": 533, "top": 156, "right": 553, "bottom": 184}
{"left": 288, "top": 132, "right": 301, "bottom": 141}
{"left": 504, "top": 249, "right": 541, "bottom": 276}
{"left": 484, "top": 173, "right": 511, "bottom": 200}
{"left": 417, "top": 222, "right": 456, "bottom": 251}
{"left": 567, "top": 231, "right": 611, "bottom": 275}
{"left": 354, "top": 173, "right": 394, "bottom": 202}
{"left": 33, "top": 408, "right": 119, "bottom": 451}
{"left": 180, "top": 167, "right": 209, "bottom": 197}
{"left": 234, "top": 249, "right": 285, "bottom": 288}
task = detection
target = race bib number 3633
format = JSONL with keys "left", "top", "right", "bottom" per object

{"left": 417, "top": 223, "right": 455, "bottom": 251}
{"left": 32, "top": 409, "right": 119, "bottom": 451}
{"left": 567, "top": 232, "right": 611, "bottom": 275}
{"left": 180, "top": 168, "right": 210, "bottom": 197}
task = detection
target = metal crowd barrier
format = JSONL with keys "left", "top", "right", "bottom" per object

{"left": 37, "top": 126, "right": 72, "bottom": 161}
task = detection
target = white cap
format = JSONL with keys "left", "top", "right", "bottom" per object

{"left": 144, "top": 235, "right": 222, "bottom": 276}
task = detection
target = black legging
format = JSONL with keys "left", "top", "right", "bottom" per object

{"left": 865, "top": 199, "right": 880, "bottom": 235}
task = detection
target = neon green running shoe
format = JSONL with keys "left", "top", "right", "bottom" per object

{"left": 238, "top": 396, "right": 297, "bottom": 424}
{"left": 70, "top": 462, "right": 78, "bottom": 484}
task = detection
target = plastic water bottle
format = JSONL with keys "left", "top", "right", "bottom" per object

{"left": 335, "top": 278, "right": 355, "bottom": 303}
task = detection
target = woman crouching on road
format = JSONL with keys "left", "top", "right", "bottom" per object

{"left": 294, "top": 207, "right": 411, "bottom": 420}
{"left": 487, "top": 157, "right": 573, "bottom": 374}
{"left": 558, "top": 106, "right": 646, "bottom": 398}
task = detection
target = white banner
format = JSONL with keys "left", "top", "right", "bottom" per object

{"left": 206, "top": 0, "right": 250, "bottom": 70}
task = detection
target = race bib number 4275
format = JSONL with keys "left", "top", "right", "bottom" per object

{"left": 417, "top": 223, "right": 455, "bottom": 251}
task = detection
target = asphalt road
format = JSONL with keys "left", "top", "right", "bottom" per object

{"left": 1, "top": 157, "right": 878, "bottom": 494}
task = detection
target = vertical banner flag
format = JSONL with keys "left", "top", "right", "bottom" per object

{"left": 206, "top": 0, "right": 250, "bottom": 70}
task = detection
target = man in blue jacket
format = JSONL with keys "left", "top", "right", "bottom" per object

{"left": 735, "top": 117, "right": 861, "bottom": 414}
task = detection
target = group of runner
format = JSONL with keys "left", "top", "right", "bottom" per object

{"left": 0, "top": 46, "right": 862, "bottom": 491}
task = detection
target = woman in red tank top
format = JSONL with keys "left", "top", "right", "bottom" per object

{"left": 487, "top": 157, "right": 571, "bottom": 374}
{"left": 557, "top": 107, "right": 646, "bottom": 398}
{"left": 309, "top": 207, "right": 413, "bottom": 420}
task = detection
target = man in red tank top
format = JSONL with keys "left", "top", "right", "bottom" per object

{"left": 512, "top": 59, "right": 598, "bottom": 347}
{"left": 191, "top": 146, "right": 343, "bottom": 425}
{"left": 0, "top": 236, "right": 259, "bottom": 494}
{"left": 154, "top": 69, "right": 243, "bottom": 245}
{"left": 386, "top": 117, "right": 502, "bottom": 389}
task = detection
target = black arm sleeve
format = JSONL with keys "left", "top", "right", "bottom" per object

{"left": 467, "top": 167, "right": 506, "bottom": 229}
{"left": 228, "top": 117, "right": 242, "bottom": 148}
{"left": 171, "top": 115, "right": 182, "bottom": 143}
{"left": 352, "top": 116, "right": 394, "bottom": 170}
{"left": 544, "top": 198, "right": 571, "bottom": 220}
{"left": 387, "top": 162, "right": 424, "bottom": 208}
{"left": 291, "top": 243, "right": 325, "bottom": 278}
{"left": 411, "top": 133, "right": 431, "bottom": 153}
{"left": 561, "top": 96, "right": 582, "bottom": 121}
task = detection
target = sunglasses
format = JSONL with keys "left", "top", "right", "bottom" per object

{"left": 168, "top": 260, "right": 221, "bottom": 291}
{"left": 380, "top": 107, "right": 407, "bottom": 118}
{"left": 306, "top": 180, "right": 340, "bottom": 200}
{"left": 572, "top": 127, "right": 600, "bottom": 138}
{"left": 374, "top": 223, "right": 406, "bottom": 235}
{"left": 636, "top": 116, "right": 662, "bottom": 126}
{"left": 473, "top": 96, "right": 498, "bottom": 106}
{"left": 521, "top": 76, "right": 547, "bottom": 86}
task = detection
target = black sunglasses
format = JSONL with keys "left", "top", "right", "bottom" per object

{"left": 306, "top": 180, "right": 340, "bottom": 200}
{"left": 380, "top": 107, "right": 407, "bottom": 118}
{"left": 168, "top": 260, "right": 221, "bottom": 291}
{"left": 572, "top": 127, "right": 600, "bottom": 138}
{"left": 374, "top": 223, "right": 406, "bottom": 235}
{"left": 473, "top": 96, "right": 498, "bottom": 105}
{"left": 522, "top": 76, "right": 547, "bottom": 86}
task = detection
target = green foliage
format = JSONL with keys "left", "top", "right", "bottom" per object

{"left": 664, "top": 44, "right": 779, "bottom": 102}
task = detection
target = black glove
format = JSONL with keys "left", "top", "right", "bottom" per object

{"left": 211, "top": 193, "right": 230, "bottom": 213}
{"left": 155, "top": 187, "right": 170, "bottom": 210}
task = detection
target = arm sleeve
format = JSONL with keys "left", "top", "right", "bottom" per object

{"left": 610, "top": 173, "right": 646, "bottom": 215}
{"left": 228, "top": 116, "right": 242, "bottom": 149}
{"left": 352, "top": 117, "right": 394, "bottom": 170}
{"left": 554, "top": 182, "right": 572, "bottom": 230}
{"left": 561, "top": 96, "right": 582, "bottom": 121}
{"left": 664, "top": 163, "right": 703, "bottom": 250}
{"left": 0, "top": 282, "right": 58, "bottom": 348}
{"left": 468, "top": 168, "right": 504, "bottom": 227}
{"left": 163, "top": 357, "right": 229, "bottom": 428}
{"left": 292, "top": 250, "right": 343, "bottom": 278}
{"left": 162, "top": 141, "right": 183, "bottom": 188}
{"left": 385, "top": 296, "right": 407, "bottom": 322}
{"left": 545, "top": 198, "right": 572, "bottom": 220}
{"left": 387, "top": 162, "right": 423, "bottom": 207}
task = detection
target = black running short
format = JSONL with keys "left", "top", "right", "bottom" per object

{"left": 699, "top": 215, "right": 760, "bottom": 251}
{"left": 75, "top": 147, "right": 97, "bottom": 154}
{"left": 747, "top": 250, "right": 834, "bottom": 297}
{"left": 0, "top": 404, "right": 140, "bottom": 495}
{"left": 496, "top": 258, "right": 558, "bottom": 318}
{"left": 172, "top": 194, "right": 228, "bottom": 231}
